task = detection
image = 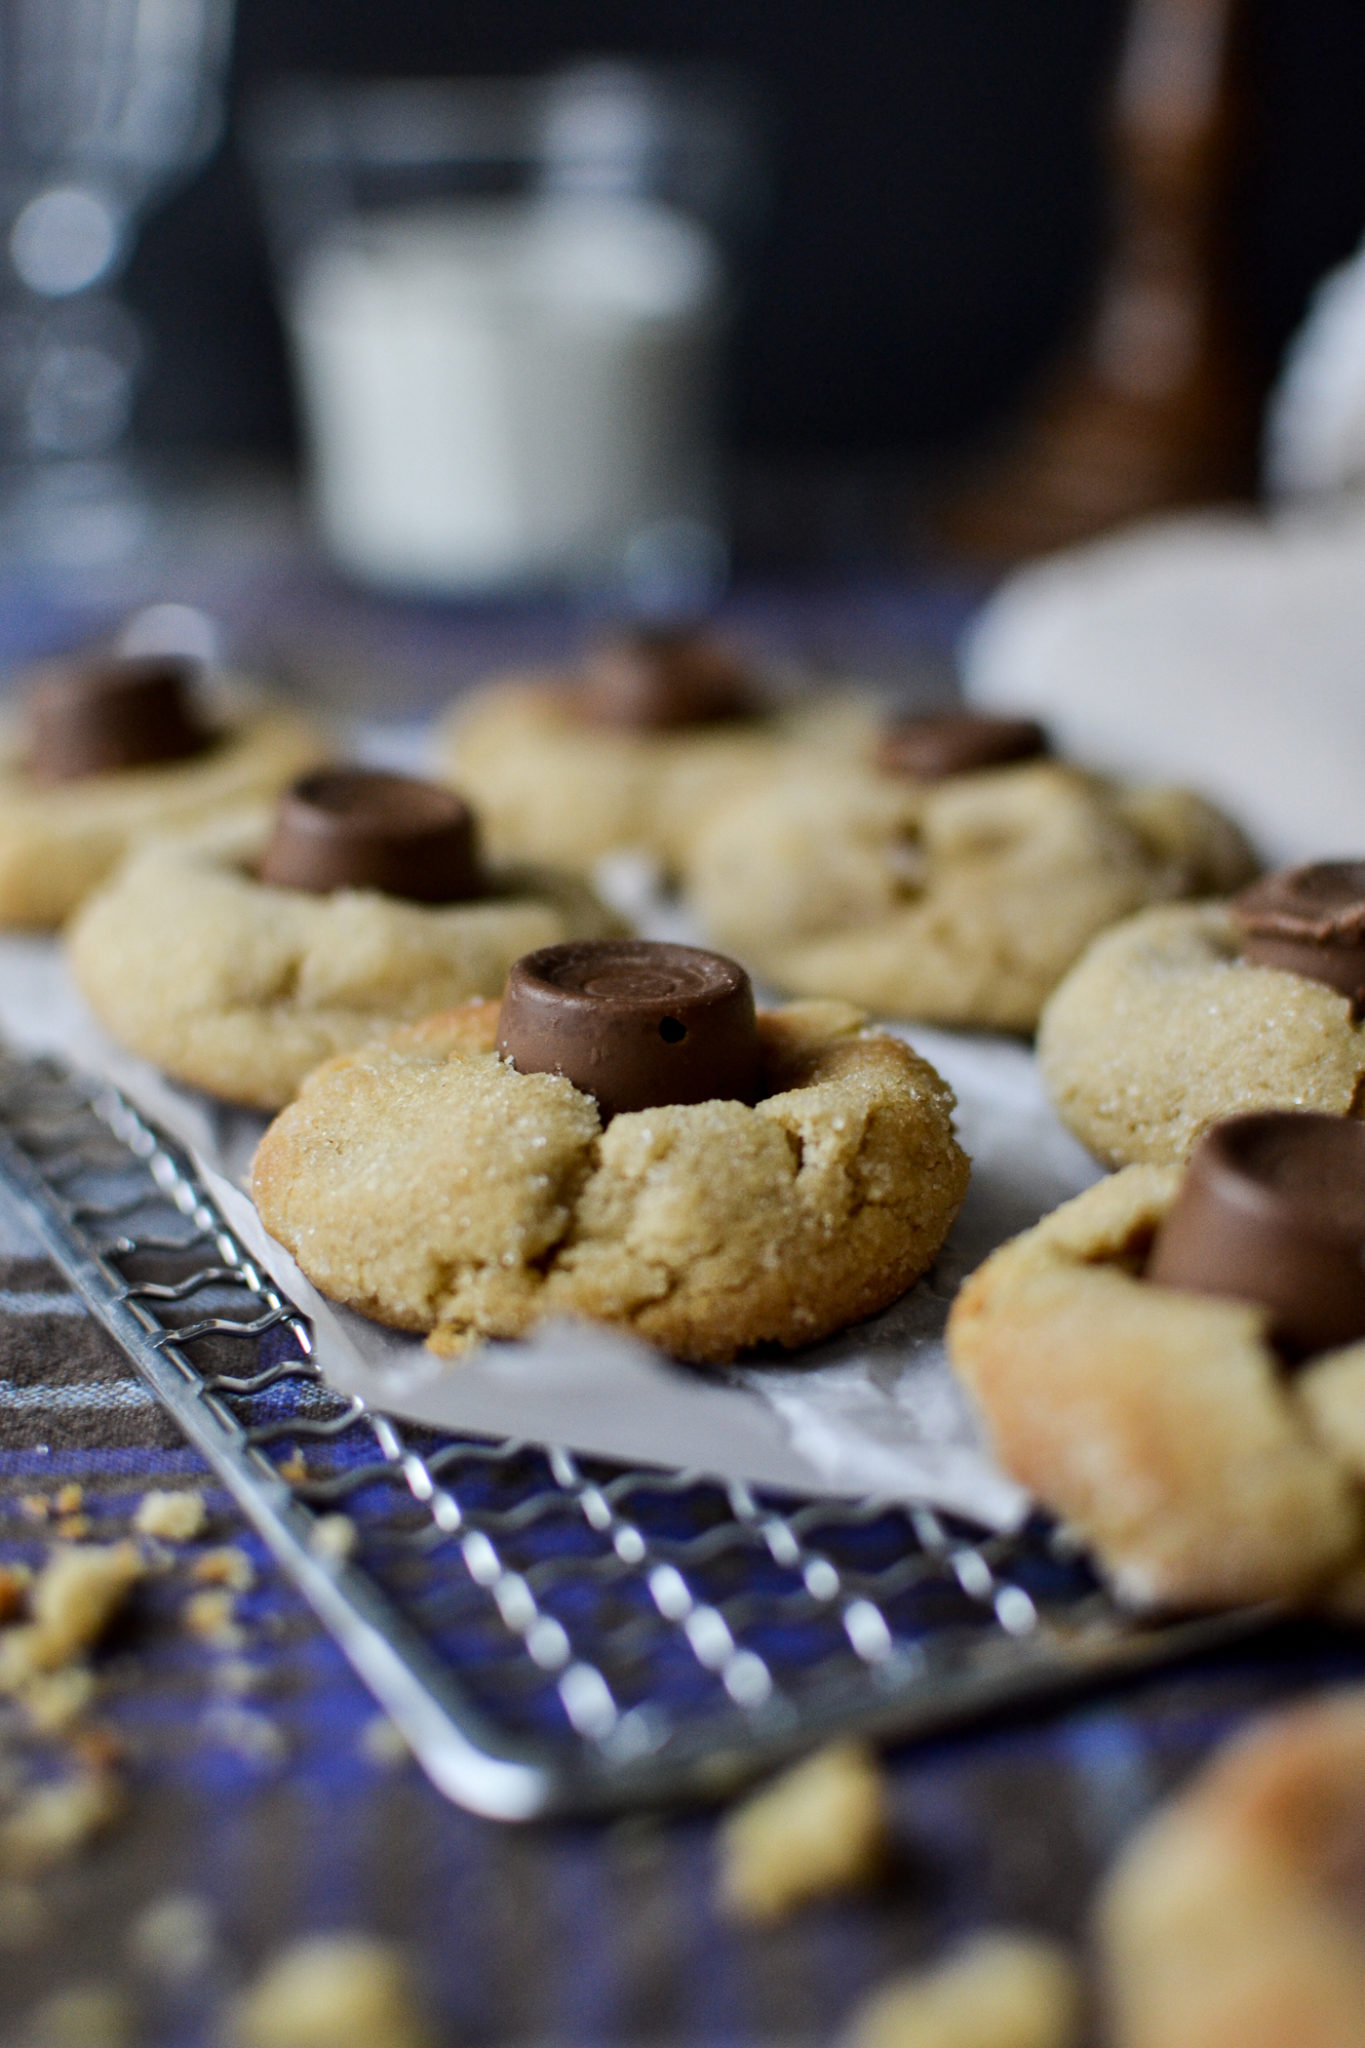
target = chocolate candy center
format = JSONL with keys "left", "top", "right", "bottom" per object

{"left": 497, "top": 939, "right": 760, "bottom": 1121}
{"left": 25, "top": 654, "right": 212, "bottom": 783}
{"left": 258, "top": 769, "right": 484, "bottom": 904}
{"left": 1232, "top": 862, "right": 1365, "bottom": 1009}
{"left": 1147, "top": 1111, "right": 1365, "bottom": 1356}
{"left": 875, "top": 711, "right": 1048, "bottom": 781}
{"left": 574, "top": 628, "right": 756, "bottom": 731}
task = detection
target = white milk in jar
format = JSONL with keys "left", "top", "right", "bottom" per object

{"left": 286, "top": 195, "right": 723, "bottom": 594}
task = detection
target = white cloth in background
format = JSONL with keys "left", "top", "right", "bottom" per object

{"left": 963, "top": 500, "right": 1365, "bottom": 867}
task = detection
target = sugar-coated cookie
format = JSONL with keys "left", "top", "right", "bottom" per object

{"left": 68, "top": 807, "right": 621, "bottom": 1110}
{"left": 251, "top": 997, "right": 969, "bottom": 1364}
{"left": 683, "top": 759, "right": 1255, "bottom": 1033}
{"left": 1099, "top": 1689, "right": 1365, "bottom": 2048}
{"left": 946, "top": 1164, "right": 1365, "bottom": 1609}
{"left": 1038, "top": 901, "right": 1365, "bottom": 1167}
{"left": 0, "top": 659, "right": 328, "bottom": 930}
{"left": 437, "top": 628, "right": 876, "bottom": 875}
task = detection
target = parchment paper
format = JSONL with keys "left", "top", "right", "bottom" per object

{"left": 0, "top": 923, "right": 1100, "bottom": 1527}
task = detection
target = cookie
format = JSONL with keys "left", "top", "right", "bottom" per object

{"left": 251, "top": 995, "right": 969, "bottom": 1364}
{"left": 0, "top": 659, "right": 328, "bottom": 930}
{"left": 683, "top": 758, "right": 1255, "bottom": 1033}
{"left": 67, "top": 800, "right": 622, "bottom": 1110}
{"left": 437, "top": 628, "right": 876, "bottom": 875}
{"left": 946, "top": 1162, "right": 1365, "bottom": 1609}
{"left": 1038, "top": 901, "right": 1365, "bottom": 1167}
{"left": 1099, "top": 1689, "right": 1365, "bottom": 2048}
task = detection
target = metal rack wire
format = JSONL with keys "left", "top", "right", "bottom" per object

{"left": 0, "top": 1041, "right": 1263, "bottom": 1820}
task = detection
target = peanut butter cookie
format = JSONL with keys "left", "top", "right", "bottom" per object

{"left": 251, "top": 996, "right": 969, "bottom": 1365}
{"left": 1100, "top": 1689, "right": 1365, "bottom": 2048}
{"left": 68, "top": 800, "right": 621, "bottom": 1110}
{"left": 437, "top": 627, "right": 875, "bottom": 875}
{"left": 947, "top": 1164, "right": 1365, "bottom": 1610}
{"left": 683, "top": 759, "right": 1254, "bottom": 1033}
{"left": 1038, "top": 901, "right": 1365, "bottom": 1167}
{"left": 0, "top": 656, "right": 328, "bottom": 929}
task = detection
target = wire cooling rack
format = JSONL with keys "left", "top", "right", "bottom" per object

{"left": 0, "top": 1041, "right": 1266, "bottom": 1820}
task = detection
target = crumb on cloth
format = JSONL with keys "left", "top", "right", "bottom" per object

{"left": 839, "top": 1932, "right": 1083, "bottom": 2048}
{"left": 191, "top": 1546, "right": 254, "bottom": 1592}
{"left": 133, "top": 1489, "right": 207, "bottom": 1543}
{"left": 230, "top": 1933, "right": 435, "bottom": 2048}
{"left": 0, "top": 1767, "right": 125, "bottom": 1878}
{"left": 0, "top": 1544, "right": 144, "bottom": 1694}
{"left": 717, "top": 1740, "right": 890, "bottom": 1923}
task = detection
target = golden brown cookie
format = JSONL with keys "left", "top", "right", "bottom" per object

{"left": 682, "top": 761, "right": 1255, "bottom": 1033}
{"left": 946, "top": 1165, "right": 1365, "bottom": 1609}
{"left": 437, "top": 673, "right": 876, "bottom": 876}
{"left": 251, "top": 998, "right": 970, "bottom": 1364}
{"left": 0, "top": 691, "right": 328, "bottom": 930}
{"left": 1038, "top": 902, "right": 1365, "bottom": 1167}
{"left": 1099, "top": 1688, "right": 1365, "bottom": 2048}
{"left": 67, "top": 811, "right": 622, "bottom": 1110}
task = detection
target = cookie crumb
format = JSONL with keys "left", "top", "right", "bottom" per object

{"left": 0, "top": 1563, "right": 32, "bottom": 1623}
{"left": 358, "top": 1715, "right": 410, "bottom": 1768}
{"left": 0, "top": 1767, "right": 124, "bottom": 1876}
{"left": 231, "top": 1933, "right": 435, "bottom": 2048}
{"left": 127, "top": 1891, "right": 216, "bottom": 1982}
{"left": 21, "top": 1665, "right": 97, "bottom": 1735}
{"left": 54, "top": 1485, "right": 83, "bottom": 1518}
{"left": 19, "top": 1982, "right": 135, "bottom": 2048}
{"left": 183, "top": 1589, "right": 243, "bottom": 1649}
{"left": 133, "top": 1490, "right": 207, "bottom": 1543}
{"left": 839, "top": 1933, "right": 1082, "bottom": 2048}
{"left": 20, "top": 1496, "right": 50, "bottom": 1522}
{"left": 278, "top": 1454, "right": 308, "bottom": 1484}
{"left": 0, "top": 1544, "right": 143, "bottom": 1693}
{"left": 717, "top": 1741, "right": 890, "bottom": 1923}
{"left": 308, "top": 1515, "right": 357, "bottom": 1563}
{"left": 55, "top": 1515, "right": 91, "bottom": 1542}
{"left": 191, "top": 1546, "right": 254, "bottom": 1592}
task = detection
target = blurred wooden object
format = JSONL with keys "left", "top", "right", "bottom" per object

{"left": 941, "top": 0, "right": 1258, "bottom": 562}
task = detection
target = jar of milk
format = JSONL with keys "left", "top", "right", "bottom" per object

{"left": 251, "top": 66, "right": 756, "bottom": 602}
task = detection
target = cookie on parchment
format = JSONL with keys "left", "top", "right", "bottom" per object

{"left": 947, "top": 1150, "right": 1365, "bottom": 1611}
{"left": 251, "top": 958, "right": 969, "bottom": 1366}
{"left": 437, "top": 626, "right": 875, "bottom": 876}
{"left": 67, "top": 771, "right": 621, "bottom": 1110}
{"left": 1039, "top": 868, "right": 1365, "bottom": 1168}
{"left": 0, "top": 652, "right": 328, "bottom": 930}
{"left": 682, "top": 733, "right": 1254, "bottom": 1033}
{"left": 1099, "top": 1688, "right": 1365, "bottom": 2048}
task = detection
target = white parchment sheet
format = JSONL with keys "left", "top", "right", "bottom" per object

{"left": 0, "top": 922, "right": 1100, "bottom": 1529}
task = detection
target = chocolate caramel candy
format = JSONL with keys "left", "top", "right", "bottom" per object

{"left": 1232, "top": 863, "right": 1365, "bottom": 1009}
{"left": 497, "top": 939, "right": 760, "bottom": 1121}
{"left": 259, "top": 769, "right": 484, "bottom": 904}
{"left": 875, "top": 710, "right": 1048, "bottom": 781}
{"left": 25, "top": 654, "right": 212, "bottom": 782}
{"left": 1147, "top": 1111, "right": 1365, "bottom": 1356}
{"left": 575, "top": 628, "right": 756, "bottom": 730}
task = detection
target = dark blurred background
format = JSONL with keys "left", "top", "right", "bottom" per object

{"left": 125, "top": 0, "right": 1365, "bottom": 475}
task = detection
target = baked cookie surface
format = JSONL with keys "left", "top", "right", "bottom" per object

{"left": 681, "top": 761, "right": 1255, "bottom": 1033}
{"left": 1099, "top": 1688, "right": 1365, "bottom": 2048}
{"left": 251, "top": 998, "right": 970, "bottom": 1364}
{"left": 67, "top": 812, "right": 621, "bottom": 1110}
{"left": 0, "top": 699, "right": 327, "bottom": 930}
{"left": 438, "top": 676, "right": 875, "bottom": 875}
{"left": 946, "top": 1165, "right": 1365, "bottom": 1609}
{"left": 1037, "top": 901, "right": 1365, "bottom": 1167}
